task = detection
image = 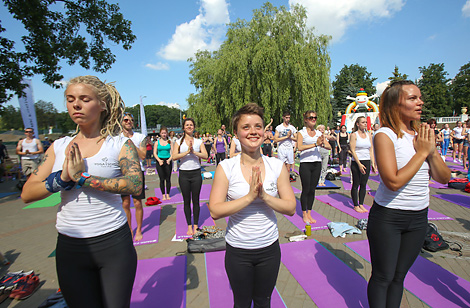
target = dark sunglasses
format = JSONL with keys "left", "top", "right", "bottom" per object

{"left": 25, "top": 131, "right": 33, "bottom": 133}
{"left": 307, "top": 116, "right": 317, "bottom": 120}
{"left": 123, "top": 118, "right": 133, "bottom": 123}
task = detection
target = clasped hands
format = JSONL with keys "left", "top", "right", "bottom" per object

{"left": 247, "top": 166, "right": 266, "bottom": 202}
{"left": 413, "top": 123, "right": 436, "bottom": 158}
{"left": 61, "top": 142, "right": 86, "bottom": 182}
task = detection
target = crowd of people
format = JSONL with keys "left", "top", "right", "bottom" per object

{"left": 9, "top": 75, "right": 464, "bottom": 307}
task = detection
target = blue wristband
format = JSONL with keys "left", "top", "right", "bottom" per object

{"left": 44, "top": 171, "right": 75, "bottom": 193}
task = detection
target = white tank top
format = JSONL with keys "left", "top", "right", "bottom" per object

{"left": 21, "top": 138, "right": 40, "bottom": 160}
{"left": 177, "top": 138, "right": 203, "bottom": 170}
{"left": 374, "top": 128, "right": 430, "bottom": 211}
{"left": 352, "top": 131, "right": 371, "bottom": 161}
{"left": 233, "top": 137, "right": 241, "bottom": 153}
{"left": 220, "top": 155, "right": 282, "bottom": 249}
{"left": 53, "top": 135, "right": 129, "bottom": 238}
{"left": 298, "top": 127, "right": 322, "bottom": 163}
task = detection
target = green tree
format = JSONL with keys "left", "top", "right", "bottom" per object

{"left": 35, "top": 100, "right": 58, "bottom": 132}
{"left": 450, "top": 61, "right": 470, "bottom": 113}
{"left": 56, "top": 111, "right": 76, "bottom": 133}
{"left": 388, "top": 65, "right": 409, "bottom": 83}
{"left": 331, "top": 64, "right": 377, "bottom": 118}
{"left": 187, "top": 2, "right": 331, "bottom": 132}
{"left": 1, "top": 0, "right": 136, "bottom": 106}
{"left": 0, "top": 105, "right": 22, "bottom": 130}
{"left": 124, "top": 105, "right": 183, "bottom": 129}
{"left": 417, "top": 63, "right": 452, "bottom": 118}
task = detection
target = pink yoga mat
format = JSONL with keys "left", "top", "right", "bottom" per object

{"left": 341, "top": 176, "right": 371, "bottom": 191}
{"left": 131, "top": 206, "right": 161, "bottom": 246}
{"left": 281, "top": 240, "right": 369, "bottom": 307}
{"left": 367, "top": 191, "right": 453, "bottom": 220}
{"left": 175, "top": 202, "right": 216, "bottom": 240}
{"left": 283, "top": 199, "right": 330, "bottom": 232}
{"left": 205, "top": 250, "right": 286, "bottom": 308}
{"left": 345, "top": 240, "right": 470, "bottom": 308}
{"left": 433, "top": 194, "right": 470, "bottom": 209}
{"left": 154, "top": 187, "right": 184, "bottom": 205}
{"left": 316, "top": 193, "right": 370, "bottom": 220}
{"left": 131, "top": 255, "right": 186, "bottom": 308}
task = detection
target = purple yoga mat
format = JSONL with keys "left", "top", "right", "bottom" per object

{"left": 200, "top": 184, "right": 212, "bottom": 201}
{"left": 131, "top": 255, "right": 186, "bottom": 308}
{"left": 368, "top": 174, "right": 380, "bottom": 183}
{"left": 283, "top": 199, "right": 330, "bottom": 232}
{"left": 433, "top": 194, "right": 470, "bottom": 209}
{"left": 281, "top": 240, "right": 369, "bottom": 307}
{"left": 154, "top": 187, "right": 184, "bottom": 205}
{"left": 341, "top": 176, "right": 371, "bottom": 191}
{"left": 367, "top": 191, "right": 453, "bottom": 221}
{"left": 205, "top": 250, "right": 286, "bottom": 308}
{"left": 291, "top": 186, "right": 301, "bottom": 194}
{"left": 316, "top": 193, "right": 370, "bottom": 220}
{"left": 175, "top": 202, "right": 216, "bottom": 239}
{"left": 345, "top": 240, "right": 470, "bottom": 308}
{"left": 429, "top": 181, "right": 450, "bottom": 189}
{"left": 131, "top": 206, "right": 161, "bottom": 246}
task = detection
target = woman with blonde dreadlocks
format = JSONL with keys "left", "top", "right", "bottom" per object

{"left": 21, "top": 76, "right": 142, "bottom": 308}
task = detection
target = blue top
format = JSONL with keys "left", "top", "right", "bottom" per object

{"left": 157, "top": 139, "right": 171, "bottom": 159}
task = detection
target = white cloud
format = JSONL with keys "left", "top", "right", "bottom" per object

{"left": 463, "top": 0, "right": 470, "bottom": 17}
{"left": 375, "top": 80, "right": 390, "bottom": 96}
{"left": 54, "top": 80, "right": 67, "bottom": 87}
{"left": 156, "top": 101, "right": 181, "bottom": 109}
{"left": 145, "top": 62, "right": 170, "bottom": 70}
{"left": 159, "top": 0, "right": 229, "bottom": 61}
{"left": 289, "top": 0, "right": 405, "bottom": 42}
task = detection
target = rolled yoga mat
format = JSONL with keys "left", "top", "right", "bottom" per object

{"left": 280, "top": 240, "right": 369, "bottom": 307}
{"left": 345, "top": 239, "right": 470, "bottom": 308}
{"left": 175, "top": 202, "right": 216, "bottom": 240}
{"left": 131, "top": 206, "right": 161, "bottom": 246}
{"left": 205, "top": 250, "right": 286, "bottom": 308}
{"left": 131, "top": 255, "right": 187, "bottom": 308}
{"left": 283, "top": 199, "right": 330, "bottom": 232}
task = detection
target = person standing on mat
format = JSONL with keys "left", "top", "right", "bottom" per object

{"left": 154, "top": 126, "right": 173, "bottom": 201}
{"left": 121, "top": 112, "right": 147, "bottom": 242}
{"left": 297, "top": 111, "right": 330, "bottom": 224}
{"left": 274, "top": 111, "right": 297, "bottom": 173}
{"left": 213, "top": 129, "right": 228, "bottom": 166}
{"left": 21, "top": 75, "right": 141, "bottom": 308}
{"left": 337, "top": 125, "right": 350, "bottom": 173}
{"left": 172, "top": 118, "right": 208, "bottom": 236}
{"left": 209, "top": 103, "right": 295, "bottom": 308}
{"left": 349, "top": 116, "right": 376, "bottom": 213}
{"left": 368, "top": 80, "right": 450, "bottom": 308}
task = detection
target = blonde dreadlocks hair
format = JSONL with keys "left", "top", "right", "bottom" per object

{"left": 67, "top": 76, "right": 125, "bottom": 139}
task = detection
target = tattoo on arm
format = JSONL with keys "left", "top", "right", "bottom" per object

{"left": 33, "top": 154, "right": 48, "bottom": 176}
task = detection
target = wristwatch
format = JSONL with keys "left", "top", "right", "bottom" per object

{"left": 76, "top": 172, "right": 91, "bottom": 189}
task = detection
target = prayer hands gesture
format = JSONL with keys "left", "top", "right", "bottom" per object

{"left": 247, "top": 166, "right": 265, "bottom": 202}
{"left": 188, "top": 141, "right": 194, "bottom": 154}
{"left": 61, "top": 143, "right": 86, "bottom": 182}
{"left": 414, "top": 123, "right": 435, "bottom": 158}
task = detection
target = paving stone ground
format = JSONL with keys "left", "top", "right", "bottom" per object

{"left": 1, "top": 158, "right": 469, "bottom": 308}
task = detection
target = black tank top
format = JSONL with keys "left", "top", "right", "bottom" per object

{"left": 339, "top": 133, "right": 348, "bottom": 146}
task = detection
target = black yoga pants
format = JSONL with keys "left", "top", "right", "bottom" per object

{"left": 350, "top": 159, "right": 371, "bottom": 207}
{"left": 155, "top": 159, "right": 172, "bottom": 195}
{"left": 299, "top": 162, "right": 321, "bottom": 211}
{"left": 339, "top": 145, "right": 348, "bottom": 168}
{"left": 56, "top": 224, "right": 137, "bottom": 308}
{"left": 216, "top": 152, "right": 226, "bottom": 165}
{"left": 367, "top": 202, "right": 428, "bottom": 308}
{"left": 225, "top": 240, "right": 281, "bottom": 308}
{"left": 178, "top": 168, "right": 202, "bottom": 226}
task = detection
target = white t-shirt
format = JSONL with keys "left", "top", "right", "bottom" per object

{"left": 351, "top": 131, "right": 371, "bottom": 161}
{"left": 275, "top": 123, "right": 297, "bottom": 149}
{"left": 453, "top": 127, "right": 464, "bottom": 139}
{"left": 122, "top": 132, "right": 146, "bottom": 171}
{"left": 233, "top": 137, "right": 241, "bottom": 153}
{"left": 298, "top": 127, "right": 322, "bottom": 163}
{"left": 374, "top": 128, "right": 430, "bottom": 211}
{"left": 53, "top": 135, "right": 129, "bottom": 238}
{"left": 177, "top": 138, "right": 203, "bottom": 171}
{"left": 220, "top": 155, "right": 283, "bottom": 249}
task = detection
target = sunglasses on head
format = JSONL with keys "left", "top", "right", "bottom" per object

{"left": 307, "top": 116, "right": 317, "bottom": 120}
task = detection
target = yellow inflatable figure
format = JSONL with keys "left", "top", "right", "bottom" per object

{"left": 345, "top": 88, "right": 379, "bottom": 113}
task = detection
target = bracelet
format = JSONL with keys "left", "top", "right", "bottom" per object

{"left": 44, "top": 171, "right": 75, "bottom": 193}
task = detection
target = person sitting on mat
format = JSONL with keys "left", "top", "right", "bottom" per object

{"left": 209, "top": 103, "right": 296, "bottom": 308}
{"left": 368, "top": 80, "right": 450, "bottom": 308}
{"left": 21, "top": 75, "right": 141, "bottom": 308}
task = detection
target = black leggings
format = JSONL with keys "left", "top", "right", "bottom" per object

{"left": 262, "top": 143, "right": 272, "bottom": 157}
{"left": 155, "top": 159, "right": 172, "bottom": 195}
{"left": 216, "top": 152, "right": 226, "bottom": 165}
{"left": 56, "top": 224, "right": 137, "bottom": 308}
{"left": 339, "top": 145, "right": 348, "bottom": 168}
{"left": 225, "top": 240, "right": 281, "bottom": 308}
{"left": 350, "top": 159, "right": 371, "bottom": 207}
{"left": 367, "top": 202, "right": 428, "bottom": 308}
{"left": 179, "top": 168, "right": 202, "bottom": 226}
{"left": 299, "top": 162, "right": 321, "bottom": 211}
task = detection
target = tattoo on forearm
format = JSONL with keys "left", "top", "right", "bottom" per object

{"left": 33, "top": 154, "right": 48, "bottom": 176}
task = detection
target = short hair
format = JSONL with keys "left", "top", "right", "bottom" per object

{"left": 159, "top": 126, "right": 168, "bottom": 133}
{"left": 282, "top": 110, "right": 291, "bottom": 117}
{"left": 232, "top": 103, "right": 265, "bottom": 133}
{"left": 426, "top": 118, "right": 436, "bottom": 125}
{"left": 379, "top": 80, "right": 419, "bottom": 138}
{"left": 302, "top": 110, "right": 316, "bottom": 122}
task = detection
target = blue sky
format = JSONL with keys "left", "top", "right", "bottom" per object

{"left": 2, "top": 0, "right": 470, "bottom": 113}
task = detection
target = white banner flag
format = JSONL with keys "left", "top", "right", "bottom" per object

{"left": 18, "top": 79, "right": 39, "bottom": 139}
{"left": 140, "top": 96, "right": 148, "bottom": 137}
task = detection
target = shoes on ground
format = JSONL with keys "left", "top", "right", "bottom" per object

{"left": 9, "top": 273, "right": 40, "bottom": 300}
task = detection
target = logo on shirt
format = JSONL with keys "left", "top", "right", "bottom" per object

{"left": 265, "top": 182, "right": 278, "bottom": 194}
{"left": 93, "top": 157, "right": 118, "bottom": 168}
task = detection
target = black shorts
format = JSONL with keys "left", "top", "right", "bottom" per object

{"left": 145, "top": 150, "right": 152, "bottom": 159}
{"left": 122, "top": 170, "right": 145, "bottom": 200}
{"left": 453, "top": 138, "right": 463, "bottom": 145}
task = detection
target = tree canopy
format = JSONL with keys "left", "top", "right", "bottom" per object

{"left": 331, "top": 64, "right": 377, "bottom": 117}
{"left": 388, "top": 65, "right": 409, "bottom": 83}
{"left": 187, "top": 2, "right": 331, "bottom": 132}
{"left": 418, "top": 63, "right": 452, "bottom": 118}
{"left": 125, "top": 104, "right": 183, "bottom": 130}
{"left": 0, "top": 0, "right": 136, "bottom": 106}
{"left": 450, "top": 61, "right": 470, "bottom": 113}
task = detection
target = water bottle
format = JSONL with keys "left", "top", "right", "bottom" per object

{"left": 305, "top": 223, "right": 311, "bottom": 236}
